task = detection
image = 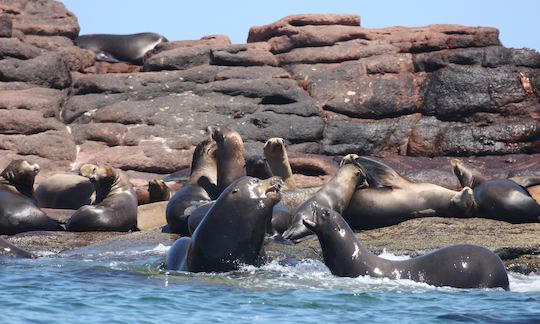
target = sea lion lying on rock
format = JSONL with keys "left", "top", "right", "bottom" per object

{"left": 451, "top": 159, "right": 540, "bottom": 223}
{"left": 66, "top": 165, "right": 138, "bottom": 232}
{"left": 304, "top": 202, "right": 509, "bottom": 290}
{"left": 35, "top": 174, "right": 95, "bottom": 209}
{"left": 166, "top": 176, "right": 282, "bottom": 272}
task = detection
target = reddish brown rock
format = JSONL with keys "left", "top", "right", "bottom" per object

{"left": 0, "top": 14, "right": 13, "bottom": 38}
{"left": 0, "top": 52, "right": 71, "bottom": 89}
{"left": 0, "top": 37, "right": 42, "bottom": 59}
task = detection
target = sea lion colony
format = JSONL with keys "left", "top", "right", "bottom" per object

{"left": 1, "top": 126, "right": 538, "bottom": 290}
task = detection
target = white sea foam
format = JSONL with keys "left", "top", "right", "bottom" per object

{"left": 508, "top": 272, "right": 540, "bottom": 292}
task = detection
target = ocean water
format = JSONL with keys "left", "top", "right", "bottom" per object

{"left": 1, "top": 244, "right": 539, "bottom": 324}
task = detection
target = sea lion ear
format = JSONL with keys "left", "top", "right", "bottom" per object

{"left": 231, "top": 188, "right": 239, "bottom": 194}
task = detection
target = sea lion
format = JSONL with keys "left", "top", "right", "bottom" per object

{"left": 75, "top": 32, "right": 168, "bottom": 64}
{"left": 303, "top": 203, "right": 509, "bottom": 289}
{"left": 263, "top": 137, "right": 296, "bottom": 188}
{"left": 0, "top": 159, "right": 40, "bottom": 202}
{"left": 245, "top": 154, "right": 273, "bottom": 180}
{"left": 0, "top": 237, "right": 35, "bottom": 259}
{"left": 166, "top": 139, "right": 217, "bottom": 235}
{"left": 342, "top": 156, "right": 475, "bottom": 230}
{"left": 283, "top": 162, "right": 367, "bottom": 242}
{"left": 0, "top": 188, "right": 63, "bottom": 235}
{"left": 148, "top": 179, "right": 171, "bottom": 203}
{"left": 166, "top": 176, "right": 282, "bottom": 272}
{"left": 209, "top": 126, "right": 246, "bottom": 198}
{"left": 66, "top": 165, "right": 138, "bottom": 232}
{"left": 35, "top": 174, "right": 95, "bottom": 209}
{"left": 451, "top": 159, "right": 540, "bottom": 223}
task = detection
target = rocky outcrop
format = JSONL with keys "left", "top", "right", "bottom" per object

{"left": 0, "top": 2, "right": 538, "bottom": 185}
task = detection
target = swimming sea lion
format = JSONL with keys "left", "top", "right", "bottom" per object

{"left": 75, "top": 32, "right": 168, "bottom": 64}
{"left": 263, "top": 137, "right": 296, "bottom": 188}
{"left": 0, "top": 159, "right": 40, "bottom": 202}
{"left": 0, "top": 237, "right": 35, "bottom": 259}
{"left": 166, "top": 139, "right": 217, "bottom": 235}
{"left": 35, "top": 174, "right": 95, "bottom": 209}
{"left": 210, "top": 126, "right": 246, "bottom": 198}
{"left": 303, "top": 203, "right": 509, "bottom": 289}
{"left": 283, "top": 162, "right": 367, "bottom": 242}
{"left": 66, "top": 165, "right": 138, "bottom": 232}
{"left": 166, "top": 176, "right": 283, "bottom": 272}
{"left": 451, "top": 159, "right": 540, "bottom": 223}
{"left": 343, "top": 156, "right": 475, "bottom": 230}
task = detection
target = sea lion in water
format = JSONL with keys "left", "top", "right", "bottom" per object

{"left": 283, "top": 161, "right": 367, "bottom": 242}
{"left": 166, "top": 139, "right": 217, "bottom": 235}
{"left": 304, "top": 203, "right": 509, "bottom": 289}
{"left": 0, "top": 237, "right": 35, "bottom": 259}
{"left": 0, "top": 159, "right": 40, "bottom": 202}
{"left": 75, "top": 32, "right": 168, "bottom": 64}
{"left": 66, "top": 165, "right": 138, "bottom": 232}
{"left": 35, "top": 174, "right": 95, "bottom": 209}
{"left": 343, "top": 155, "right": 475, "bottom": 230}
{"left": 263, "top": 137, "right": 296, "bottom": 188}
{"left": 451, "top": 159, "right": 540, "bottom": 223}
{"left": 166, "top": 176, "right": 282, "bottom": 272}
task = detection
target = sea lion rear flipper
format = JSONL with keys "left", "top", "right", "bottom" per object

{"left": 95, "top": 51, "right": 120, "bottom": 63}
{"left": 355, "top": 157, "right": 409, "bottom": 188}
{"left": 509, "top": 176, "right": 540, "bottom": 188}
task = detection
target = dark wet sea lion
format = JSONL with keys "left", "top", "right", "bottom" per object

{"left": 343, "top": 156, "right": 474, "bottom": 230}
{"left": 35, "top": 174, "right": 95, "bottom": 209}
{"left": 166, "top": 176, "right": 282, "bottom": 272}
{"left": 246, "top": 154, "right": 273, "bottom": 180}
{"left": 166, "top": 139, "right": 217, "bottom": 235}
{"left": 66, "top": 165, "right": 138, "bottom": 232}
{"left": 0, "top": 189, "right": 63, "bottom": 235}
{"left": 451, "top": 159, "right": 540, "bottom": 223}
{"left": 263, "top": 137, "right": 296, "bottom": 189}
{"left": 75, "top": 32, "right": 168, "bottom": 64}
{"left": 283, "top": 162, "right": 366, "bottom": 242}
{"left": 210, "top": 127, "right": 246, "bottom": 198}
{"left": 304, "top": 203, "right": 509, "bottom": 290}
{"left": 0, "top": 237, "right": 35, "bottom": 259}
{"left": 0, "top": 159, "right": 40, "bottom": 202}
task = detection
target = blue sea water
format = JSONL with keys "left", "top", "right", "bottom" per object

{"left": 1, "top": 245, "right": 539, "bottom": 324}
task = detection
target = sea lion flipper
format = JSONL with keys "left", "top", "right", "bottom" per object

{"left": 509, "top": 176, "right": 540, "bottom": 188}
{"left": 355, "top": 157, "right": 409, "bottom": 188}
{"left": 95, "top": 51, "right": 120, "bottom": 63}
{"left": 197, "top": 176, "right": 220, "bottom": 200}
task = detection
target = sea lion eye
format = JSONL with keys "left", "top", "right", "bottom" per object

{"left": 232, "top": 188, "right": 239, "bottom": 194}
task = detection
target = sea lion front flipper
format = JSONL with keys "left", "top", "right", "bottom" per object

{"left": 509, "top": 176, "right": 540, "bottom": 189}
{"left": 95, "top": 51, "right": 120, "bottom": 63}
{"left": 354, "top": 156, "right": 410, "bottom": 189}
{"left": 197, "top": 176, "right": 220, "bottom": 200}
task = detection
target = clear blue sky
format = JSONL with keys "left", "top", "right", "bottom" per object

{"left": 61, "top": 0, "right": 540, "bottom": 51}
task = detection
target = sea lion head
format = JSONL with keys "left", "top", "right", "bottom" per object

{"left": 209, "top": 126, "right": 243, "bottom": 152}
{"left": 79, "top": 164, "right": 117, "bottom": 187}
{"left": 245, "top": 155, "right": 272, "bottom": 180}
{"left": 263, "top": 137, "right": 286, "bottom": 158}
{"left": 148, "top": 178, "right": 170, "bottom": 202}
{"left": 1, "top": 159, "right": 40, "bottom": 186}
{"left": 191, "top": 138, "right": 217, "bottom": 174}
{"left": 339, "top": 154, "right": 369, "bottom": 189}
{"left": 226, "top": 176, "right": 283, "bottom": 207}
{"left": 302, "top": 201, "right": 346, "bottom": 236}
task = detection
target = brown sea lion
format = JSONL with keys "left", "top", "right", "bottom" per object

{"left": 451, "top": 159, "right": 540, "bottom": 223}
{"left": 343, "top": 156, "right": 475, "bottom": 230}
{"left": 304, "top": 202, "right": 509, "bottom": 289}
{"left": 66, "top": 165, "right": 138, "bottom": 232}
{"left": 166, "top": 139, "right": 217, "bottom": 235}
{"left": 0, "top": 159, "right": 40, "bottom": 202}
{"left": 246, "top": 154, "right": 273, "bottom": 180}
{"left": 210, "top": 126, "right": 246, "bottom": 198}
{"left": 263, "top": 137, "right": 296, "bottom": 189}
{"left": 166, "top": 176, "right": 283, "bottom": 272}
{"left": 283, "top": 162, "right": 367, "bottom": 242}
{"left": 35, "top": 174, "right": 95, "bottom": 209}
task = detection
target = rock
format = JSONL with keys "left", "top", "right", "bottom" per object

{"left": 0, "top": 52, "right": 71, "bottom": 89}
{"left": 0, "top": 37, "right": 42, "bottom": 59}
{"left": 0, "top": 14, "right": 13, "bottom": 38}
{"left": 211, "top": 45, "right": 278, "bottom": 67}
{"left": 137, "top": 201, "right": 168, "bottom": 230}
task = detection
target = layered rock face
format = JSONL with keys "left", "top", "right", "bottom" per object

{"left": 0, "top": 2, "right": 538, "bottom": 184}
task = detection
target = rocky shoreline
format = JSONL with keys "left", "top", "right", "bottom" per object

{"left": 0, "top": 1, "right": 539, "bottom": 274}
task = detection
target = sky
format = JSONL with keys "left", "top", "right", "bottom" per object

{"left": 61, "top": 0, "right": 540, "bottom": 52}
